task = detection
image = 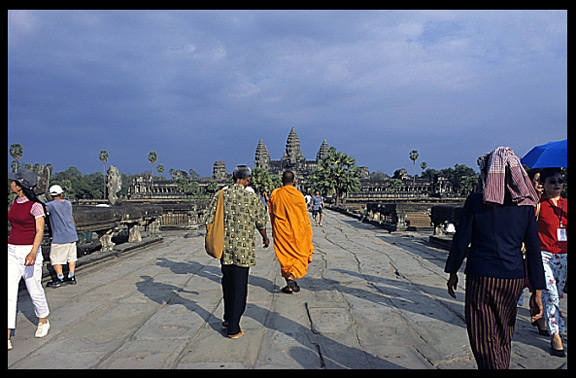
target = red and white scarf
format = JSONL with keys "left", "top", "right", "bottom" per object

{"left": 478, "top": 146, "right": 539, "bottom": 206}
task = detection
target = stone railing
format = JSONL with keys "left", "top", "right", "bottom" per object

{"left": 71, "top": 204, "right": 164, "bottom": 252}
{"left": 426, "top": 204, "right": 463, "bottom": 250}
{"left": 363, "top": 202, "right": 435, "bottom": 232}
{"left": 429, "top": 205, "right": 463, "bottom": 236}
{"left": 331, "top": 202, "right": 436, "bottom": 232}
{"left": 330, "top": 201, "right": 464, "bottom": 251}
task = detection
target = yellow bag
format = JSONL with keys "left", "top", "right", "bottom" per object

{"left": 205, "top": 189, "right": 225, "bottom": 259}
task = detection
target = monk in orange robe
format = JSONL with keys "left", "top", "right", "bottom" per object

{"left": 268, "top": 171, "right": 314, "bottom": 293}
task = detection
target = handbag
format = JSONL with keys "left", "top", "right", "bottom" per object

{"left": 205, "top": 189, "right": 225, "bottom": 259}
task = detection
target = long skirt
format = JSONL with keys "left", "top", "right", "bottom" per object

{"left": 465, "top": 275, "right": 524, "bottom": 369}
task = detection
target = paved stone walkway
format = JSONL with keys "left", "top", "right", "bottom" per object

{"left": 8, "top": 210, "right": 567, "bottom": 369}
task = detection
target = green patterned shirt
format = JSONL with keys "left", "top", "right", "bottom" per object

{"left": 205, "top": 184, "right": 268, "bottom": 267}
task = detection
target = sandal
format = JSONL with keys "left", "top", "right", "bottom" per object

{"left": 228, "top": 329, "right": 246, "bottom": 339}
{"left": 286, "top": 279, "right": 300, "bottom": 293}
{"left": 281, "top": 286, "right": 293, "bottom": 294}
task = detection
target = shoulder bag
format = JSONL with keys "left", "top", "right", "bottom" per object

{"left": 205, "top": 189, "right": 225, "bottom": 259}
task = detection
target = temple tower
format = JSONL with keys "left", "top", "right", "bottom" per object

{"left": 280, "top": 128, "right": 306, "bottom": 169}
{"left": 316, "top": 140, "right": 330, "bottom": 162}
{"left": 212, "top": 161, "right": 227, "bottom": 181}
{"left": 254, "top": 139, "right": 271, "bottom": 170}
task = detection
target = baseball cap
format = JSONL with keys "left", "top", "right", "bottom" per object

{"left": 49, "top": 185, "right": 64, "bottom": 196}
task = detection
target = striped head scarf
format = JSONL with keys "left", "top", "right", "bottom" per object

{"left": 478, "top": 146, "right": 539, "bottom": 206}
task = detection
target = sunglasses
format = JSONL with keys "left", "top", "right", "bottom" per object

{"left": 546, "top": 179, "right": 564, "bottom": 185}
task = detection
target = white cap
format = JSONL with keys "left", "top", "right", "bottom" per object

{"left": 49, "top": 185, "right": 64, "bottom": 195}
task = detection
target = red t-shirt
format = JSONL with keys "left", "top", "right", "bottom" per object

{"left": 537, "top": 196, "right": 568, "bottom": 254}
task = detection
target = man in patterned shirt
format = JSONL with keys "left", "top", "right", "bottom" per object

{"left": 206, "top": 165, "right": 269, "bottom": 339}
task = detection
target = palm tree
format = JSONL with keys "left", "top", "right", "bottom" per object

{"left": 99, "top": 150, "right": 109, "bottom": 199}
{"left": 409, "top": 150, "right": 419, "bottom": 185}
{"left": 148, "top": 151, "right": 158, "bottom": 179}
{"left": 157, "top": 163, "right": 164, "bottom": 177}
{"left": 308, "top": 147, "right": 361, "bottom": 206}
{"left": 99, "top": 150, "right": 109, "bottom": 173}
{"left": 9, "top": 143, "right": 23, "bottom": 173}
{"left": 420, "top": 161, "right": 427, "bottom": 174}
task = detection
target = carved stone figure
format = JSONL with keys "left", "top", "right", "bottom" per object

{"left": 107, "top": 165, "right": 122, "bottom": 205}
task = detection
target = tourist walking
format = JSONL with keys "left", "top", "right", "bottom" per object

{"left": 8, "top": 169, "right": 51, "bottom": 351}
{"left": 45, "top": 185, "right": 79, "bottom": 288}
{"left": 444, "top": 147, "right": 545, "bottom": 369}
{"left": 205, "top": 165, "right": 269, "bottom": 339}
{"left": 534, "top": 168, "right": 567, "bottom": 357}
{"left": 268, "top": 171, "right": 314, "bottom": 293}
{"left": 309, "top": 190, "right": 324, "bottom": 226}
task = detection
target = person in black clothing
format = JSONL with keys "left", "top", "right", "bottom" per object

{"left": 445, "top": 147, "right": 546, "bottom": 369}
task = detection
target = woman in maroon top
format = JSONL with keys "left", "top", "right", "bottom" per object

{"left": 7, "top": 170, "right": 50, "bottom": 351}
{"left": 534, "top": 168, "right": 567, "bottom": 357}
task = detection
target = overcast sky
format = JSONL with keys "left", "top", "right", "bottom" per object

{"left": 8, "top": 10, "right": 567, "bottom": 178}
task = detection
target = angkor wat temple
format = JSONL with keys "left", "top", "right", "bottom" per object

{"left": 128, "top": 127, "right": 454, "bottom": 201}
{"left": 253, "top": 127, "right": 330, "bottom": 191}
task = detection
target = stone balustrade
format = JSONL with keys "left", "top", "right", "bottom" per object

{"left": 331, "top": 201, "right": 464, "bottom": 251}
{"left": 71, "top": 204, "right": 164, "bottom": 252}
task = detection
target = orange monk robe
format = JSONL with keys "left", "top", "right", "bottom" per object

{"left": 268, "top": 185, "right": 314, "bottom": 279}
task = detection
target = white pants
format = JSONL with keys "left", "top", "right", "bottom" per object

{"left": 541, "top": 251, "right": 567, "bottom": 335}
{"left": 8, "top": 244, "right": 50, "bottom": 329}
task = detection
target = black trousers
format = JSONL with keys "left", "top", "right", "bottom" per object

{"left": 221, "top": 264, "right": 250, "bottom": 335}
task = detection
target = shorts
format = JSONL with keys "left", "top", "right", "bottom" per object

{"left": 50, "top": 242, "right": 78, "bottom": 265}
{"left": 312, "top": 208, "right": 323, "bottom": 216}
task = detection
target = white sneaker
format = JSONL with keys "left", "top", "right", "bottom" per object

{"left": 35, "top": 321, "right": 50, "bottom": 338}
{"left": 8, "top": 339, "right": 12, "bottom": 350}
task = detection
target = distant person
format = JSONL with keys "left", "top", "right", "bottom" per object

{"left": 8, "top": 169, "right": 51, "bottom": 351}
{"left": 205, "top": 165, "right": 269, "bottom": 339}
{"left": 360, "top": 204, "right": 368, "bottom": 222}
{"left": 260, "top": 190, "right": 269, "bottom": 210}
{"left": 528, "top": 168, "right": 544, "bottom": 197}
{"left": 444, "top": 147, "right": 545, "bottom": 369}
{"left": 533, "top": 168, "right": 567, "bottom": 357}
{"left": 45, "top": 185, "right": 79, "bottom": 288}
{"left": 268, "top": 171, "right": 314, "bottom": 293}
{"left": 309, "top": 190, "right": 325, "bottom": 226}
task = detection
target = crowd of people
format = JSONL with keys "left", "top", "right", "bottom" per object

{"left": 8, "top": 151, "right": 567, "bottom": 369}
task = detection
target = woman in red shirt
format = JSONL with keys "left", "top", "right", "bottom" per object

{"left": 535, "top": 168, "right": 567, "bottom": 357}
{"left": 8, "top": 170, "right": 50, "bottom": 351}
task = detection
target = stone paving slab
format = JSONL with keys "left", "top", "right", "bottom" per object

{"left": 8, "top": 210, "right": 567, "bottom": 369}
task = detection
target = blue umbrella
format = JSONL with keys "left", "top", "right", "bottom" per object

{"left": 521, "top": 139, "right": 567, "bottom": 168}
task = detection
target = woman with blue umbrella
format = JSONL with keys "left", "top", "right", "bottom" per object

{"left": 522, "top": 140, "right": 568, "bottom": 357}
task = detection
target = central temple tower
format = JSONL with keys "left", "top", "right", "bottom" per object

{"left": 280, "top": 128, "right": 307, "bottom": 169}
